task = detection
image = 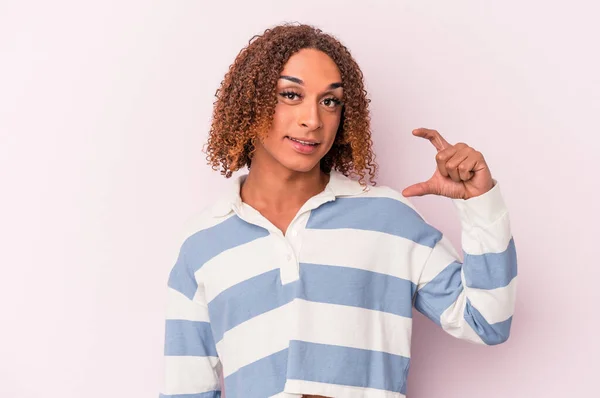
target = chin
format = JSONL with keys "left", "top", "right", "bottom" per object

{"left": 279, "top": 157, "right": 323, "bottom": 174}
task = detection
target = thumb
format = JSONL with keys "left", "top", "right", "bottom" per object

{"left": 402, "top": 181, "right": 434, "bottom": 197}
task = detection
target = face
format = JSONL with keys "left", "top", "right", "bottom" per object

{"left": 252, "top": 48, "right": 344, "bottom": 174}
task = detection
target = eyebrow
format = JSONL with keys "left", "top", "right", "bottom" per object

{"left": 280, "top": 75, "right": 343, "bottom": 90}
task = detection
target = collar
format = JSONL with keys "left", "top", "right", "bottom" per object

{"left": 208, "top": 170, "right": 368, "bottom": 218}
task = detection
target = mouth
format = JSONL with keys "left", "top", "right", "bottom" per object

{"left": 285, "top": 136, "right": 321, "bottom": 154}
{"left": 286, "top": 136, "right": 320, "bottom": 146}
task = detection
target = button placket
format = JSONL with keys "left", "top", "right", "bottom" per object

{"left": 279, "top": 237, "right": 298, "bottom": 284}
{"left": 279, "top": 213, "right": 310, "bottom": 284}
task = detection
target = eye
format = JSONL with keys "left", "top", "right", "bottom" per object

{"left": 322, "top": 97, "right": 342, "bottom": 109}
{"left": 279, "top": 91, "right": 302, "bottom": 101}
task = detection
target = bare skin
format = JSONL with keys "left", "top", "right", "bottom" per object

{"left": 402, "top": 128, "right": 494, "bottom": 199}
{"left": 240, "top": 48, "right": 344, "bottom": 235}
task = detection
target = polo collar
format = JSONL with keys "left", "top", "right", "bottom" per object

{"left": 208, "top": 170, "right": 368, "bottom": 218}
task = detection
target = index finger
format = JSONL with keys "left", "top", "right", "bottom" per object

{"left": 412, "top": 128, "right": 451, "bottom": 152}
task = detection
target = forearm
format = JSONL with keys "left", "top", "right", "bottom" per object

{"left": 414, "top": 181, "right": 518, "bottom": 344}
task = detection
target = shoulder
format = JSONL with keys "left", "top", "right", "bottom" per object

{"left": 313, "top": 178, "right": 431, "bottom": 232}
{"left": 176, "top": 199, "right": 234, "bottom": 249}
{"left": 348, "top": 182, "right": 423, "bottom": 216}
{"left": 329, "top": 171, "right": 416, "bottom": 209}
{"left": 312, "top": 179, "right": 442, "bottom": 248}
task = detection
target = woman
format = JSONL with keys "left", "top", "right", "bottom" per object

{"left": 160, "top": 24, "right": 517, "bottom": 398}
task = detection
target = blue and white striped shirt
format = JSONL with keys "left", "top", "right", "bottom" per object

{"left": 160, "top": 171, "right": 517, "bottom": 398}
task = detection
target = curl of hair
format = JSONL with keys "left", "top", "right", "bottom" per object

{"left": 204, "top": 23, "right": 377, "bottom": 185}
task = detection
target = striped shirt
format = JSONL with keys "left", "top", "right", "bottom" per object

{"left": 160, "top": 171, "right": 517, "bottom": 398}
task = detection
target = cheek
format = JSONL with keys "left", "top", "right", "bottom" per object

{"left": 268, "top": 104, "right": 294, "bottom": 136}
{"left": 322, "top": 111, "right": 342, "bottom": 143}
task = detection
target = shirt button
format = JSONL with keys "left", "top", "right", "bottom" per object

{"left": 291, "top": 230, "right": 298, "bottom": 237}
{"left": 286, "top": 254, "right": 292, "bottom": 261}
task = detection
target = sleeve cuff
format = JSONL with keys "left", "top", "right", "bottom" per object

{"left": 452, "top": 179, "right": 508, "bottom": 228}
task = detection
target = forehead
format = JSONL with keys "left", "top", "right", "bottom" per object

{"left": 280, "top": 48, "right": 342, "bottom": 86}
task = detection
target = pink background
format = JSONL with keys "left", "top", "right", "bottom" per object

{"left": 1, "top": 1, "right": 598, "bottom": 397}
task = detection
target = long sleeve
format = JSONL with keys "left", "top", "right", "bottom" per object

{"left": 160, "top": 240, "right": 222, "bottom": 397}
{"left": 413, "top": 180, "right": 517, "bottom": 345}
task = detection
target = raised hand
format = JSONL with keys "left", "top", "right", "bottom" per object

{"left": 402, "top": 128, "right": 495, "bottom": 200}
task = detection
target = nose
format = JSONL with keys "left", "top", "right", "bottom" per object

{"left": 298, "top": 100, "right": 322, "bottom": 131}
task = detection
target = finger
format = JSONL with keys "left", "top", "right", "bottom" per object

{"left": 435, "top": 143, "right": 468, "bottom": 178}
{"left": 458, "top": 159, "right": 477, "bottom": 181}
{"left": 457, "top": 150, "right": 487, "bottom": 181}
{"left": 412, "top": 128, "right": 452, "bottom": 152}
{"left": 445, "top": 146, "right": 472, "bottom": 182}
{"left": 435, "top": 147, "right": 456, "bottom": 178}
{"left": 402, "top": 181, "right": 434, "bottom": 197}
{"left": 457, "top": 157, "right": 477, "bottom": 181}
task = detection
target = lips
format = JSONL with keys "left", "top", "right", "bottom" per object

{"left": 286, "top": 136, "right": 321, "bottom": 154}
{"left": 286, "top": 136, "right": 320, "bottom": 146}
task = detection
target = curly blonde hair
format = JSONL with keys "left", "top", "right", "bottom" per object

{"left": 204, "top": 23, "right": 377, "bottom": 185}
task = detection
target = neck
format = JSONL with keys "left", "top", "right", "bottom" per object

{"left": 240, "top": 158, "right": 329, "bottom": 214}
